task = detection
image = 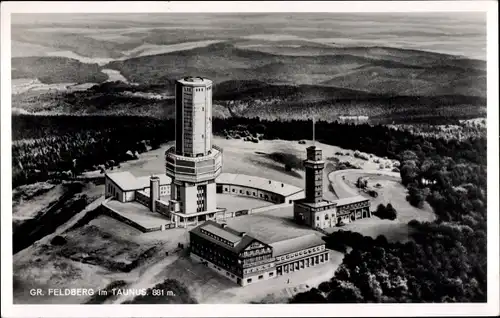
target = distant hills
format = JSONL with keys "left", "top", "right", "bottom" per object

{"left": 12, "top": 56, "right": 107, "bottom": 84}
{"left": 11, "top": 42, "right": 486, "bottom": 123}
{"left": 104, "top": 42, "right": 486, "bottom": 97}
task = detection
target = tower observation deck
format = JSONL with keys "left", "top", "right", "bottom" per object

{"left": 165, "top": 77, "right": 224, "bottom": 225}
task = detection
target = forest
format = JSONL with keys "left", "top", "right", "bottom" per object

{"left": 12, "top": 115, "right": 486, "bottom": 186}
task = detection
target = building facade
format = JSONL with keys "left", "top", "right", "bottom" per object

{"left": 215, "top": 173, "right": 304, "bottom": 205}
{"left": 105, "top": 171, "right": 171, "bottom": 204}
{"left": 166, "top": 77, "right": 225, "bottom": 227}
{"left": 190, "top": 221, "right": 328, "bottom": 286}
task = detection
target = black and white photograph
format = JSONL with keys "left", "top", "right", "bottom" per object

{"left": 1, "top": 1, "right": 498, "bottom": 317}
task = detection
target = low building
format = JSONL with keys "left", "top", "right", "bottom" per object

{"left": 216, "top": 173, "right": 305, "bottom": 204}
{"left": 335, "top": 195, "right": 371, "bottom": 224}
{"left": 105, "top": 171, "right": 171, "bottom": 203}
{"left": 189, "top": 220, "right": 328, "bottom": 286}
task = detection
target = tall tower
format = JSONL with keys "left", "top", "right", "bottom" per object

{"left": 166, "top": 77, "right": 223, "bottom": 217}
{"left": 174, "top": 76, "right": 213, "bottom": 157}
{"left": 304, "top": 146, "right": 325, "bottom": 203}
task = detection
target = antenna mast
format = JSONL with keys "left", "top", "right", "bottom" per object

{"left": 312, "top": 117, "right": 316, "bottom": 146}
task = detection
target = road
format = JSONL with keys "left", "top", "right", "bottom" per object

{"left": 328, "top": 169, "right": 401, "bottom": 198}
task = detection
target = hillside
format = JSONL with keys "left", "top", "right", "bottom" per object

{"left": 11, "top": 79, "right": 486, "bottom": 124}
{"left": 103, "top": 42, "right": 486, "bottom": 97}
{"left": 12, "top": 56, "right": 108, "bottom": 84}
{"left": 10, "top": 43, "right": 486, "bottom": 123}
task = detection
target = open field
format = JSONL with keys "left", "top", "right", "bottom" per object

{"left": 325, "top": 169, "right": 436, "bottom": 242}
{"left": 225, "top": 205, "right": 316, "bottom": 243}
{"left": 216, "top": 193, "right": 271, "bottom": 212}
{"left": 115, "top": 136, "right": 390, "bottom": 190}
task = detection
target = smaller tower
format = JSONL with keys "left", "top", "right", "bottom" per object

{"left": 150, "top": 176, "right": 160, "bottom": 212}
{"left": 304, "top": 146, "right": 325, "bottom": 203}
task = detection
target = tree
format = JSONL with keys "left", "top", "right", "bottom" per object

{"left": 290, "top": 288, "right": 327, "bottom": 303}
{"left": 385, "top": 204, "right": 397, "bottom": 220}
{"left": 376, "top": 204, "right": 386, "bottom": 216}
{"left": 326, "top": 279, "right": 363, "bottom": 303}
{"left": 406, "top": 185, "right": 427, "bottom": 208}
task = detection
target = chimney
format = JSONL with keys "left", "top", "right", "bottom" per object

{"left": 149, "top": 176, "right": 160, "bottom": 212}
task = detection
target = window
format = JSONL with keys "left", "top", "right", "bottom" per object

{"left": 269, "top": 272, "right": 274, "bottom": 277}
{"left": 232, "top": 189, "right": 235, "bottom": 193}
{"left": 258, "top": 275, "right": 264, "bottom": 280}
{"left": 316, "top": 216, "right": 320, "bottom": 220}
{"left": 247, "top": 278, "right": 252, "bottom": 283}
{"left": 240, "top": 190, "right": 243, "bottom": 194}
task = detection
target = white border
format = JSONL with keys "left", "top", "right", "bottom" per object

{"left": 1, "top": 1, "right": 499, "bottom": 317}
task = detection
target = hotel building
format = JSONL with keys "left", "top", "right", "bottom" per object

{"left": 190, "top": 220, "right": 328, "bottom": 286}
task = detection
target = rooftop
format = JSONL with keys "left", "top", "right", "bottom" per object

{"left": 216, "top": 173, "right": 303, "bottom": 197}
{"left": 106, "top": 171, "right": 171, "bottom": 192}
{"left": 190, "top": 220, "right": 256, "bottom": 253}
{"left": 296, "top": 199, "right": 337, "bottom": 208}
{"left": 202, "top": 223, "right": 243, "bottom": 243}
{"left": 104, "top": 200, "right": 171, "bottom": 230}
{"left": 270, "top": 233, "right": 325, "bottom": 257}
{"left": 177, "top": 76, "right": 212, "bottom": 86}
{"left": 335, "top": 195, "right": 370, "bottom": 206}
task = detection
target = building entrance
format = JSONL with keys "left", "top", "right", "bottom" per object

{"left": 277, "top": 266, "right": 283, "bottom": 276}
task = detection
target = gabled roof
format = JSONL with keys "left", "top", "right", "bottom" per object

{"left": 105, "top": 171, "right": 171, "bottom": 192}
{"left": 270, "top": 233, "right": 325, "bottom": 257}
{"left": 190, "top": 220, "right": 263, "bottom": 254}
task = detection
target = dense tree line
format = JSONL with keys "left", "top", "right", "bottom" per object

{"left": 300, "top": 225, "right": 486, "bottom": 303}
{"left": 12, "top": 115, "right": 172, "bottom": 187}
{"left": 13, "top": 115, "right": 486, "bottom": 189}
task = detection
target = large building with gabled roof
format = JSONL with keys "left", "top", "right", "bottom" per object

{"left": 189, "top": 220, "right": 328, "bottom": 286}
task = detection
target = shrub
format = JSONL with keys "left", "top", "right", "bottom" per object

{"left": 50, "top": 235, "right": 67, "bottom": 246}
{"left": 374, "top": 203, "right": 397, "bottom": 220}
